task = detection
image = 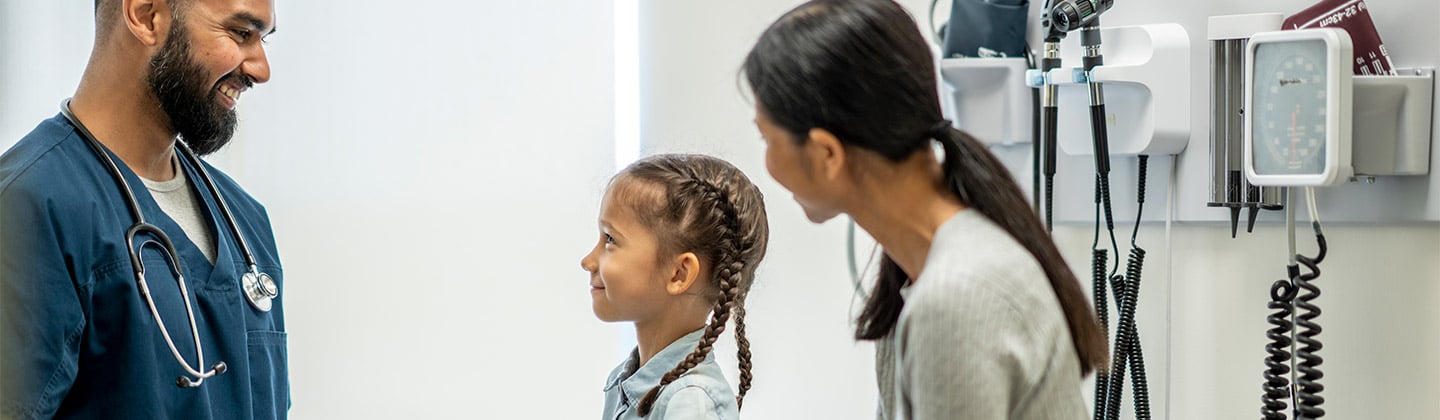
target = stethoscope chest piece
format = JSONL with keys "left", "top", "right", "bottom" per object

{"left": 242, "top": 269, "right": 278, "bottom": 312}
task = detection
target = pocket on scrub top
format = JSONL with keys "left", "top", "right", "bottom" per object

{"left": 248, "top": 330, "right": 290, "bottom": 415}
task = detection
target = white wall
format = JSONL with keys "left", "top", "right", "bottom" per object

{"left": 4, "top": 0, "right": 1437, "bottom": 419}
{"left": 637, "top": 1, "right": 1440, "bottom": 420}
{"left": 1, "top": 1, "right": 622, "bottom": 418}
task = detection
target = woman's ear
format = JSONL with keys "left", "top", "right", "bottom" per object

{"left": 805, "top": 128, "right": 847, "bottom": 183}
{"left": 665, "top": 252, "right": 703, "bottom": 296}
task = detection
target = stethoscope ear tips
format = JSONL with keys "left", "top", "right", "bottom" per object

{"left": 175, "top": 362, "right": 228, "bottom": 388}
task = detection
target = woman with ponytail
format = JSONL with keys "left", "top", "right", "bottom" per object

{"left": 582, "top": 154, "right": 769, "bottom": 419}
{"left": 743, "top": 1, "right": 1106, "bottom": 418}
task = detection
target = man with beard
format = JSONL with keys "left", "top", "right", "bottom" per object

{"left": 0, "top": 0, "right": 287, "bottom": 418}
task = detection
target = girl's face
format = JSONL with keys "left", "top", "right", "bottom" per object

{"left": 580, "top": 182, "right": 673, "bottom": 323}
{"left": 754, "top": 106, "right": 843, "bottom": 224}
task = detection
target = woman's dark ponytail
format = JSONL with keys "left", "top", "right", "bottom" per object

{"left": 745, "top": 0, "right": 1107, "bottom": 374}
{"left": 933, "top": 125, "right": 1108, "bottom": 374}
{"left": 854, "top": 255, "right": 907, "bottom": 340}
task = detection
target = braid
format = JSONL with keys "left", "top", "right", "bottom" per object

{"left": 637, "top": 268, "right": 736, "bottom": 416}
{"left": 734, "top": 284, "right": 753, "bottom": 408}
{"left": 616, "top": 154, "right": 768, "bottom": 416}
{"left": 700, "top": 176, "right": 756, "bottom": 411}
{"left": 690, "top": 176, "right": 754, "bottom": 409}
{"left": 636, "top": 177, "right": 744, "bottom": 416}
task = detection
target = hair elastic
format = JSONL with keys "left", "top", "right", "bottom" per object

{"left": 929, "top": 120, "right": 953, "bottom": 139}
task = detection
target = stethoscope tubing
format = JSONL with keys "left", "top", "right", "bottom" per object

{"left": 58, "top": 98, "right": 275, "bottom": 386}
{"left": 61, "top": 99, "right": 261, "bottom": 270}
{"left": 132, "top": 235, "right": 213, "bottom": 382}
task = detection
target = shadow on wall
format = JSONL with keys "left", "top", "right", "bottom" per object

{"left": 0, "top": 0, "right": 12, "bottom": 129}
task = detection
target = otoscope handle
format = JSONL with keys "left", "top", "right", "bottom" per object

{"left": 1043, "top": 106, "right": 1058, "bottom": 176}
{"left": 1090, "top": 103, "right": 1111, "bottom": 175}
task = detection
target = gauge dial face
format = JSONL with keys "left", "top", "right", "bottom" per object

{"left": 1251, "top": 39, "right": 1328, "bottom": 176}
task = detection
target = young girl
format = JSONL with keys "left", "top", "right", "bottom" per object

{"left": 582, "top": 154, "right": 769, "bottom": 419}
{"left": 743, "top": 1, "right": 1107, "bottom": 419}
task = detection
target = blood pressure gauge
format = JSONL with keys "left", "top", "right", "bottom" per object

{"left": 1244, "top": 28, "right": 1354, "bottom": 186}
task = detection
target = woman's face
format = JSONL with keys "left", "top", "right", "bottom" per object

{"left": 753, "top": 105, "right": 843, "bottom": 224}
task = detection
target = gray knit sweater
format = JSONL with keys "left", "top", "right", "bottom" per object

{"left": 875, "top": 210, "right": 1088, "bottom": 419}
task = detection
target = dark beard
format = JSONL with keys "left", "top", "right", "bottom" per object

{"left": 147, "top": 20, "right": 246, "bottom": 156}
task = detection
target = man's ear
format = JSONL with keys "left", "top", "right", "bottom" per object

{"left": 665, "top": 252, "right": 703, "bottom": 296}
{"left": 122, "top": 0, "right": 172, "bottom": 47}
{"left": 805, "top": 128, "right": 847, "bottom": 183}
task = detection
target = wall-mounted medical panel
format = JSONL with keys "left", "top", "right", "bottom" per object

{"left": 1050, "top": 24, "right": 1192, "bottom": 157}
{"left": 1352, "top": 69, "right": 1434, "bottom": 177}
{"left": 938, "top": 57, "right": 1033, "bottom": 146}
{"left": 939, "top": 20, "right": 1440, "bottom": 224}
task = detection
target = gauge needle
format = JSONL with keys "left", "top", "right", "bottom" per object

{"left": 1290, "top": 104, "right": 1300, "bottom": 165}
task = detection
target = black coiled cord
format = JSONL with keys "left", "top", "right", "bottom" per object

{"left": 1294, "top": 226, "right": 1327, "bottom": 419}
{"left": 1091, "top": 246, "right": 1111, "bottom": 420}
{"left": 1261, "top": 277, "right": 1296, "bottom": 420}
{"left": 1093, "top": 157, "right": 1152, "bottom": 420}
{"left": 1259, "top": 215, "right": 1327, "bottom": 420}
{"left": 1126, "top": 156, "right": 1152, "bottom": 420}
{"left": 1101, "top": 156, "right": 1152, "bottom": 420}
{"left": 1090, "top": 174, "right": 1114, "bottom": 420}
{"left": 1104, "top": 273, "right": 1128, "bottom": 420}
{"left": 1120, "top": 247, "right": 1151, "bottom": 419}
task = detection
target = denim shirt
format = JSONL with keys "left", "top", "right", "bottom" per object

{"left": 602, "top": 329, "right": 738, "bottom": 420}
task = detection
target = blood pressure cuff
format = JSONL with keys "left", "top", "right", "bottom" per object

{"left": 1283, "top": 0, "right": 1395, "bottom": 75}
{"left": 942, "top": 0, "right": 1030, "bottom": 58}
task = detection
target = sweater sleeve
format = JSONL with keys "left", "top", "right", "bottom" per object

{"left": 895, "top": 279, "right": 1036, "bottom": 420}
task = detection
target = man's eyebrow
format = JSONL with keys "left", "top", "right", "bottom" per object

{"left": 230, "top": 12, "right": 277, "bottom": 36}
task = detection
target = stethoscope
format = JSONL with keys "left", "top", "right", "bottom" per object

{"left": 60, "top": 99, "right": 278, "bottom": 387}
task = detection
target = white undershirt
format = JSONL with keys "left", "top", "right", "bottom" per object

{"left": 139, "top": 157, "right": 216, "bottom": 264}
